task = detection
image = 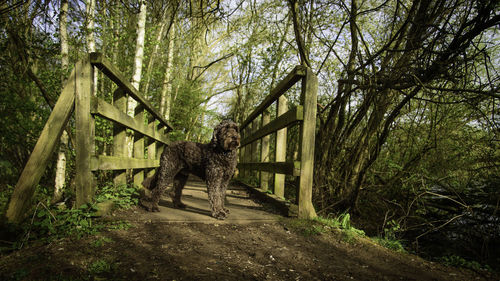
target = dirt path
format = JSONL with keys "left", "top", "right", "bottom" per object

{"left": 0, "top": 180, "right": 496, "bottom": 280}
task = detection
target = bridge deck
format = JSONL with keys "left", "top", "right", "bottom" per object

{"left": 133, "top": 177, "right": 279, "bottom": 224}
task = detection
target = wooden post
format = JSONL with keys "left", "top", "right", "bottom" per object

{"left": 242, "top": 127, "right": 250, "bottom": 179}
{"left": 274, "top": 96, "right": 287, "bottom": 198}
{"left": 113, "top": 88, "right": 127, "bottom": 186}
{"left": 133, "top": 104, "right": 145, "bottom": 187}
{"left": 146, "top": 116, "right": 157, "bottom": 179}
{"left": 157, "top": 125, "right": 165, "bottom": 158}
{"left": 75, "top": 58, "right": 95, "bottom": 207}
{"left": 260, "top": 110, "right": 271, "bottom": 191}
{"left": 298, "top": 68, "right": 318, "bottom": 219}
{"left": 5, "top": 61, "right": 78, "bottom": 223}
{"left": 251, "top": 119, "right": 259, "bottom": 179}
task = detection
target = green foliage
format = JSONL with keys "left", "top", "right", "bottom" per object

{"left": 95, "top": 183, "right": 139, "bottom": 209}
{"left": 440, "top": 255, "right": 492, "bottom": 272}
{"left": 23, "top": 203, "right": 101, "bottom": 243}
{"left": 88, "top": 259, "right": 116, "bottom": 275}
{"left": 0, "top": 182, "right": 138, "bottom": 253}
{"left": 285, "top": 214, "right": 365, "bottom": 243}
{"left": 92, "top": 237, "right": 113, "bottom": 248}
{"left": 371, "top": 219, "right": 406, "bottom": 252}
{"left": 0, "top": 185, "right": 14, "bottom": 216}
{"left": 372, "top": 237, "right": 406, "bottom": 253}
{"left": 10, "top": 268, "right": 29, "bottom": 281}
{"left": 105, "top": 220, "right": 133, "bottom": 231}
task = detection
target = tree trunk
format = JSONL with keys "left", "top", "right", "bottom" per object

{"left": 144, "top": 5, "right": 178, "bottom": 96}
{"left": 160, "top": 20, "right": 175, "bottom": 120}
{"left": 127, "top": 0, "right": 147, "bottom": 157}
{"left": 86, "top": 0, "right": 97, "bottom": 95}
{"left": 52, "top": 0, "right": 69, "bottom": 204}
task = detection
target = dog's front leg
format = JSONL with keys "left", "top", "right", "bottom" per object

{"left": 220, "top": 180, "right": 231, "bottom": 215}
{"left": 206, "top": 176, "right": 226, "bottom": 220}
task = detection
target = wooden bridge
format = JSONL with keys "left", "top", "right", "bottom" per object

{"left": 5, "top": 53, "right": 318, "bottom": 224}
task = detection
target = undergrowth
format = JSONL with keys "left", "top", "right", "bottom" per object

{"left": 0, "top": 183, "right": 139, "bottom": 253}
{"left": 439, "top": 255, "right": 492, "bottom": 272}
{"left": 285, "top": 214, "right": 408, "bottom": 253}
{"left": 284, "top": 213, "right": 366, "bottom": 243}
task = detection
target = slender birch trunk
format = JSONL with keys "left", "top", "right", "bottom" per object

{"left": 160, "top": 20, "right": 175, "bottom": 120}
{"left": 127, "top": 0, "right": 147, "bottom": 157}
{"left": 143, "top": 7, "right": 170, "bottom": 95}
{"left": 53, "top": 0, "right": 69, "bottom": 203}
{"left": 86, "top": 0, "right": 97, "bottom": 95}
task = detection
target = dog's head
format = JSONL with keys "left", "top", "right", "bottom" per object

{"left": 211, "top": 120, "right": 240, "bottom": 151}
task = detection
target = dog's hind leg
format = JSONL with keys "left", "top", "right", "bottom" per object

{"left": 148, "top": 149, "right": 182, "bottom": 212}
{"left": 169, "top": 172, "right": 188, "bottom": 209}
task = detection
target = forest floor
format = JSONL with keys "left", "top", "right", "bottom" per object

{"left": 0, "top": 181, "right": 497, "bottom": 281}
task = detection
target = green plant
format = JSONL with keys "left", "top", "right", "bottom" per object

{"left": 92, "top": 237, "right": 113, "bottom": 248}
{"left": 23, "top": 203, "right": 101, "bottom": 244}
{"left": 88, "top": 259, "right": 115, "bottom": 275}
{"left": 95, "top": 183, "right": 139, "bottom": 209}
{"left": 372, "top": 237, "right": 406, "bottom": 252}
{"left": 106, "top": 220, "right": 133, "bottom": 230}
{"left": 285, "top": 214, "right": 366, "bottom": 241}
{"left": 313, "top": 216, "right": 340, "bottom": 228}
{"left": 440, "top": 255, "right": 492, "bottom": 272}
{"left": 383, "top": 219, "right": 401, "bottom": 240}
{"left": 318, "top": 214, "right": 365, "bottom": 243}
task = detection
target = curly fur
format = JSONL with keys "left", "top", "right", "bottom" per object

{"left": 140, "top": 120, "right": 240, "bottom": 220}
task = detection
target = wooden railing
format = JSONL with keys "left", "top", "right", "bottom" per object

{"left": 6, "top": 53, "right": 172, "bottom": 223}
{"left": 237, "top": 66, "right": 318, "bottom": 219}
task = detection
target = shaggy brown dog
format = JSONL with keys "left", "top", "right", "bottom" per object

{"left": 140, "top": 120, "right": 240, "bottom": 220}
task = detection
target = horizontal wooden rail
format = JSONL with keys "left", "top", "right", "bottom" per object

{"left": 237, "top": 162, "right": 300, "bottom": 177}
{"left": 241, "top": 106, "right": 303, "bottom": 147}
{"left": 240, "top": 65, "right": 306, "bottom": 130}
{"left": 91, "top": 156, "right": 159, "bottom": 171}
{"left": 89, "top": 52, "right": 173, "bottom": 132}
{"left": 90, "top": 97, "right": 170, "bottom": 144}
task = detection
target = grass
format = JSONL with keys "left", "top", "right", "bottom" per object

{"left": 284, "top": 213, "right": 366, "bottom": 243}
{"left": 285, "top": 214, "right": 410, "bottom": 252}
{"left": 371, "top": 236, "right": 406, "bottom": 252}
{"left": 88, "top": 259, "right": 116, "bottom": 275}
{"left": 92, "top": 237, "right": 113, "bottom": 248}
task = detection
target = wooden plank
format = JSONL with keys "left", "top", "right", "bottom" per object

{"left": 112, "top": 88, "right": 127, "bottom": 186}
{"left": 91, "top": 156, "right": 159, "bottom": 171}
{"left": 237, "top": 162, "right": 300, "bottom": 177}
{"left": 6, "top": 61, "right": 78, "bottom": 223}
{"left": 274, "top": 96, "right": 287, "bottom": 198}
{"left": 75, "top": 59, "right": 95, "bottom": 207}
{"left": 89, "top": 52, "right": 173, "bottom": 132}
{"left": 133, "top": 105, "right": 145, "bottom": 187}
{"left": 91, "top": 96, "right": 170, "bottom": 145}
{"left": 260, "top": 110, "right": 271, "bottom": 191}
{"left": 241, "top": 65, "right": 306, "bottom": 130}
{"left": 298, "top": 68, "right": 318, "bottom": 219}
{"left": 240, "top": 106, "right": 303, "bottom": 147}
